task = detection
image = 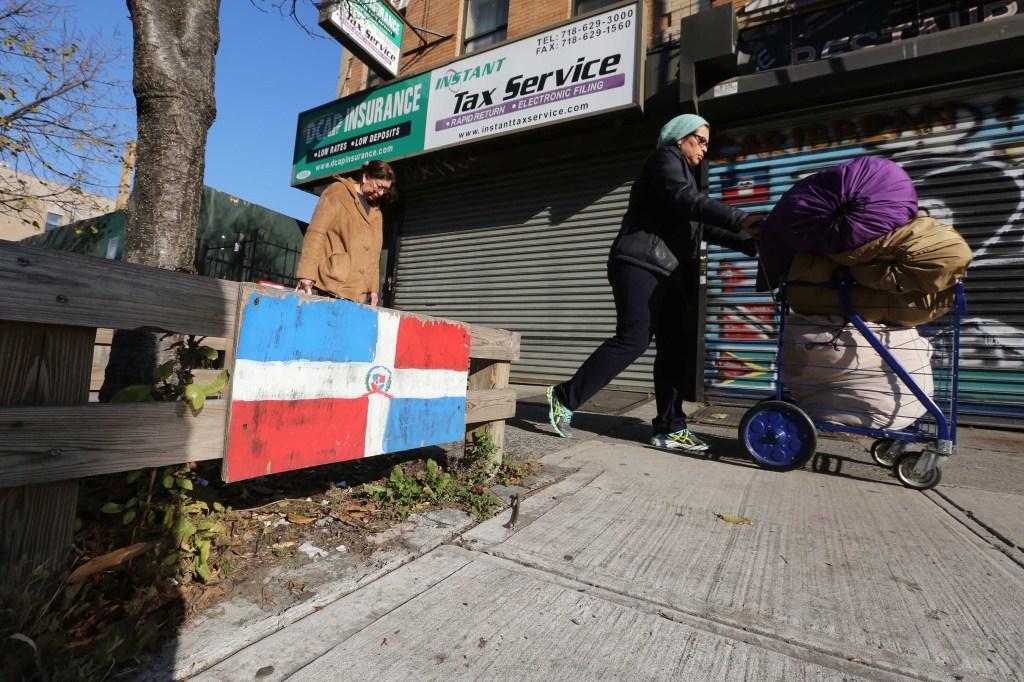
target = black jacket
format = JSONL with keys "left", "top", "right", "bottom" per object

{"left": 608, "top": 145, "right": 755, "bottom": 278}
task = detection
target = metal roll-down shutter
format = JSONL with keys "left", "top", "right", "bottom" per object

{"left": 394, "top": 146, "right": 657, "bottom": 388}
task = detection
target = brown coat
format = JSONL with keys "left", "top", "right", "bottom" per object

{"left": 295, "top": 178, "right": 383, "bottom": 302}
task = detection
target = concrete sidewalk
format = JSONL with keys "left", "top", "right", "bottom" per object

{"left": 176, "top": 390, "right": 1024, "bottom": 681}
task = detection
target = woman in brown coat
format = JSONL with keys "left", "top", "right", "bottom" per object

{"left": 296, "top": 161, "right": 396, "bottom": 304}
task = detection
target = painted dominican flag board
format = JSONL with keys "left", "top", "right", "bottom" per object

{"left": 223, "top": 291, "right": 470, "bottom": 482}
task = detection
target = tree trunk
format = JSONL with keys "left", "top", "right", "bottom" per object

{"left": 123, "top": 0, "right": 220, "bottom": 271}
{"left": 101, "top": 0, "right": 221, "bottom": 400}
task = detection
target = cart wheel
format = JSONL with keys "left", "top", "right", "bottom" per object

{"left": 739, "top": 400, "right": 817, "bottom": 472}
{"left": 894, "top": 452, "right": 942, "bottom": 490}
{"left": 870, "top": 438, "right": 898, "bottom": 467}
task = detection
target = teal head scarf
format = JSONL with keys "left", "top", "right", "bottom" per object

{"left": 656, "top": 114, "right": 710, "bottom": 148}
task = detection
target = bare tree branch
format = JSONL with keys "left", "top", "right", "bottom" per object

{"left": 249, "top": 0, "right": 332, "bottom": 38}
{"left": 0, "top": 0, "right": 133, "bottom": 224}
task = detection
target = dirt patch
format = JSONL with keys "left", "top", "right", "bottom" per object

{"left": 1, "top": 446, "right": 539, "bottom": 681}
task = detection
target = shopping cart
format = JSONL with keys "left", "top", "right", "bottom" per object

{"left": 738, "top": 268, "right": 966, "bottom": 490}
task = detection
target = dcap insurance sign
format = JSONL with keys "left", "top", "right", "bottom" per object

{"left": 293, "top": 2, "right": 642, "bottom": 187}
{"left": 293, "top": 73, "right": 430, "bottom": 183}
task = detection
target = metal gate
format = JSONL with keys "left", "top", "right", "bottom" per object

{"left": 704, "top": 80, "right": 1024, "bottom": 427}
{"left": 195, "top": 230, "right": 303, "bottom": 287}
{"left": 394, "top": 146, "right": 655, "bottom": 387}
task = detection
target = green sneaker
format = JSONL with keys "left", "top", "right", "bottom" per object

{"left": 546, "top": 386, "right": 573, "bottom": 438}
{"left": 650, "top": 429, "right": 709, "bottom": 454}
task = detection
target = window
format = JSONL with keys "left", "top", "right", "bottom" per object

{"left": 575, "top": 0, "right": 619, "bottom": 14}
{"left": 44, "top": 211, "right": 62, "bottom": 232}
{"left": 463, "top": 0, "right": 508, "bottom": 53}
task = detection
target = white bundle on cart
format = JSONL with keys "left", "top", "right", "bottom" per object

{"left": 780, "top": 313, "right": 934, "bottom": 430}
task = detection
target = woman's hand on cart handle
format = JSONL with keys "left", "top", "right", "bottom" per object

{"left": 740, "top": 215, "right": 764, "bottom": 238}
{"left": 297, "top": 278, "right": 314, "bottom": 294}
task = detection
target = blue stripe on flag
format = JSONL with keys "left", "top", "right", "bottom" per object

{"left": 382, "top": 397, "right": 466, "bottom": 453}
{"left": 235, "top": 292, "right": 379, "bottom": 363}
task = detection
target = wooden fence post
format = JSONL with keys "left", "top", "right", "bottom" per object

{"left": 465, "top": 357, "right": 512, "bottom": 467}
{"left": 0, "top": 321, "right": 94, "bottom": 585}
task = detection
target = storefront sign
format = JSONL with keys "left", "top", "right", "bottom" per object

{"left": 423, "top": 3, "right": 642, "bottom": 151}
{"left": 293, "top": 73, "right": 430, "bottom": 183}
{"left": 294, "top": 1, "right": 643, "bottom": 187}
{"left": 738, "top": 0, "right": 1018, "bottom": 72}
{"left": 318, "top": 0, "right": 404, "bottom": 80}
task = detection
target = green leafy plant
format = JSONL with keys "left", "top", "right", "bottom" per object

{"left": 363, "top": 464, "right": 427, "bottom": 518}
{"left": 497, "top": 455, "right": 534, "bottom": 486}
{"left": 451, "top": 472, "right": 501, "bottom": 521}
{"left": 102, "top": 335, "right": 230, "bottom": 583}
{"left": 423, "top": 458, "right": 455, "bottom": 498}
{"left": 464, "top": 430, "right": 500, "bottom": 466}
{"left": 111, "top": 334, "right": 229, "bottom": 411}
{"left": 100, "top": 464, "right": 228, "bottom": 583}
{"left": 363, "top": 457, "right": 500, "bottom": 522}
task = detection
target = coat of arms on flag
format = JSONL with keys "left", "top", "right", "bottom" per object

{"left": 223, "top": 291, "right": 470, "bottom": 482}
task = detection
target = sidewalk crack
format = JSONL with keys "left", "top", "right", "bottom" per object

{"left": 925, "top": 489, "right": 1024, "bottom": 570}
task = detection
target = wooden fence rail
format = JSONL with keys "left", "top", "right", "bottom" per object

{"left": 0, "top": 240, "right": 520, "bottom": 580}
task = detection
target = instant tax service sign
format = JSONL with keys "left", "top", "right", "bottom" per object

{"left": 292, "top": 72, "right": 430, "bottom": 187}
{"left": 423, "top": 2, "right": 643, "bottom": 150}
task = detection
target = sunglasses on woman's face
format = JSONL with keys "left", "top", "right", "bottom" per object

{"left": 689, "top": 133, "right": 709, "bottom": 149}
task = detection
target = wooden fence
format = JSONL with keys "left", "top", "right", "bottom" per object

{"left": 0, "top": 240, "right": 519, "bottom": 581}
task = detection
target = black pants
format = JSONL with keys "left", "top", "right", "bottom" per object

{"left": 555, "top": 263, "right": 691, "bottom": 434}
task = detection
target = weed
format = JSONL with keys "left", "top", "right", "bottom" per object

{"left": 100, "top": 336, "right": 231, "bottom": 586}
{"left": 363, "top": 458, "right": 501, "bottom": 522}
{"left": 363, "top": 465, "right": 423, "bottom": 519}
{"left": 99, "top": 465, "right": 228, "bottom": 584}
{"left": 464, "top": 430, "right": 500, "bottom": 472}
{"left": 495, "top": 456, "right": 522, "bottom": 485}
{"left": 451, "top": 470, "right": 501, "bottom": 521}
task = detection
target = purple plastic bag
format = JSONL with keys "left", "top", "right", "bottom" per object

{"left": 756, "top": 156, "right": 918, "bottom": 291}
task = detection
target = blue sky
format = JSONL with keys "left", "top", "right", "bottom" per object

{"left": 69, "top": 1, "right": 344, "bottom": 221}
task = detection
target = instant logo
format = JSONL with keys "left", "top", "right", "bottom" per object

{"left": 434, "top": 58, "right": 507, "bottom": 94}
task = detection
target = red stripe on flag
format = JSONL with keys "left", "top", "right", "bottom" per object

{"left": 225, "top": 397, "right": 369, "bottom": 482}
{"left": 393, "top": 317, "right": 470, "bottom": 371}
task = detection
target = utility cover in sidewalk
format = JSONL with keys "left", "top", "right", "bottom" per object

{"left": 689, "top": 405, "right": 747, "bottom": 428}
